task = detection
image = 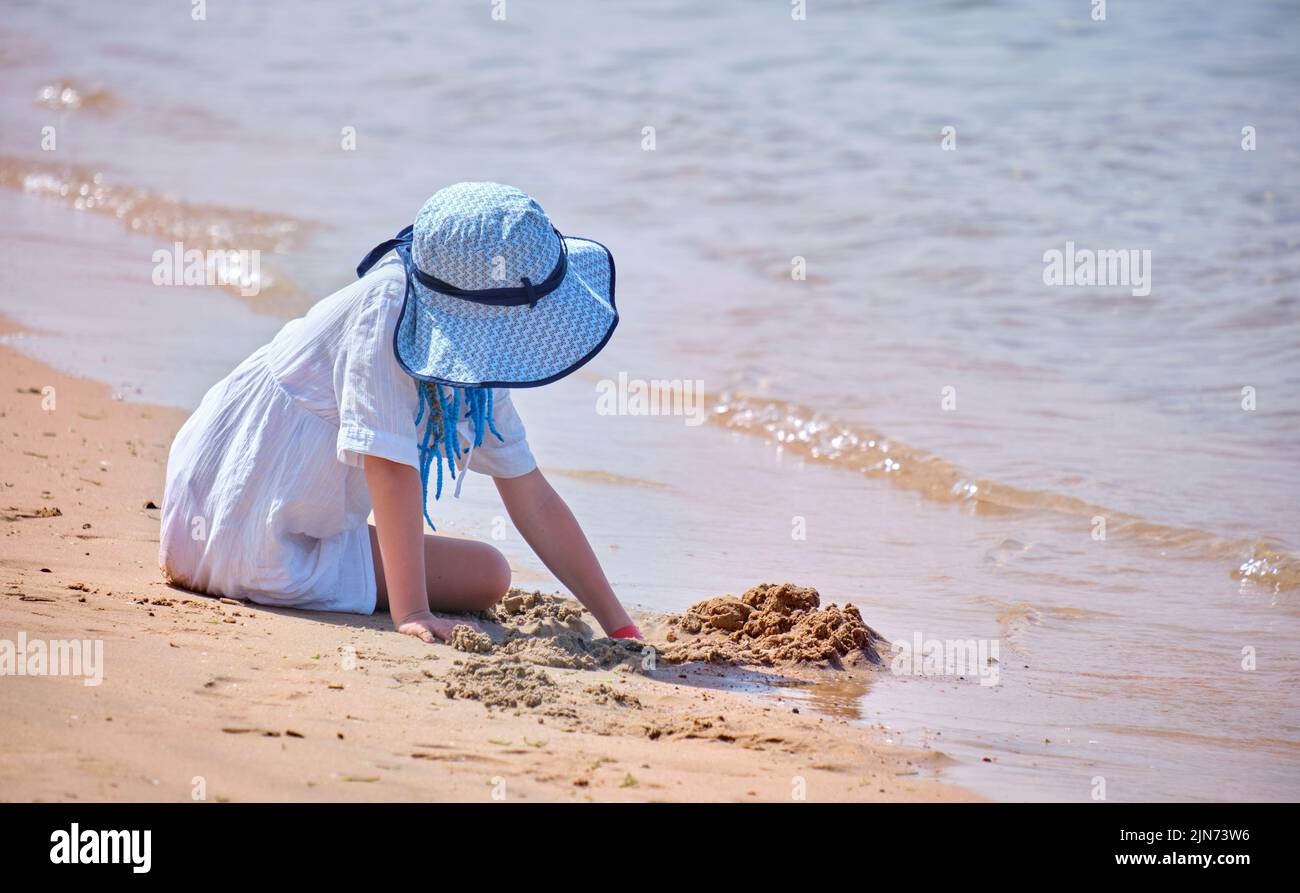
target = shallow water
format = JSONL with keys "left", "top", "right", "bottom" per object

{"left": 1, "top": 0, "right": 1297, "bottom": 801}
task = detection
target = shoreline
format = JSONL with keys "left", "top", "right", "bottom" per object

{"left": 0, "top": 335, "right": 977, "bottom": 802}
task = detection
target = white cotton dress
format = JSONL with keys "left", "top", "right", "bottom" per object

{"left": 159, "top": 256, "right": 537, "bottom": 614}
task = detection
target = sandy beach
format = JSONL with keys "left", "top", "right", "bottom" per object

{"left": 3, "top": 0, "right": 1297, "bottom": 806}
{"left": 0, "top": 330, "right": 975, "bottom": 803}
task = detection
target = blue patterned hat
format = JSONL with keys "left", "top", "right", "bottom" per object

{"left": 355, "top": 182, "right": 617, "bottom": 526}
{"left": 357, "top": 181, "right": 617, "bottom": 389}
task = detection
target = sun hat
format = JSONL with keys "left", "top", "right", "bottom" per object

{"left": 356, "top": 181, "right": 617, "bottom": 389}
{"left": 354, "top": 182, "right": 618, "bottom": 524}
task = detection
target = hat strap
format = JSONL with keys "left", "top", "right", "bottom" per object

{"left": 355, "top": 225, "right": 415, "bottom": 278}
{"left": 357, "top": 225, "right": 568, "bottom": 309}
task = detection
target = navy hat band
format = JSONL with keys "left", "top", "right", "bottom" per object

{"left": 357, "top": 224, "right": 568, "bottom": 309}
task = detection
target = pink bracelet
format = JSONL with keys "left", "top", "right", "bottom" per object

{"left": 609, "top": 624, "right": 642, "bottom": 639}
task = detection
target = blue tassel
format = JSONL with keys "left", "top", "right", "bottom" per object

{"left": 463, "top": 389, "right": 479, "bottom": 447}
{"left": 412, "top": 384, "right": 505, "bottom": 527}
{"left": 415, "top": 383, "right": 438, "bottom": 529}
{"left": 439, "top": 386, "right": 458, "bottom": 480}
{"left": 450, "top": 387, "right": 462, "bottom": 459}
{"left": 484, "top": 388, "right": 504, "bottom": 443}
{"left": 433, "top": 449, "right": 443, "bottom": 501}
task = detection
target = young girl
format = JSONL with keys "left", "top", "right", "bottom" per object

{"left": 160, "top": 182, "right": 640, "bottom": 643}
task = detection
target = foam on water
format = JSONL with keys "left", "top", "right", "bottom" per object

{"left": 712, "top": 391, "right": 1300, "bottom": 592}
{"left": 0, "top": 156, "right": 311, "bottom": 312}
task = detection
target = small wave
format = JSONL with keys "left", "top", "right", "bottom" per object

{"left": 711, "top": 392, "right": 1300, "bottom": 592}
{"left": 546, "top": 468, "right": 672, "bottom": 491}
{"left": 33, "top": 79, "right": 121, "bottom": 113}
{"left": 0, "top": 156, "right": 312, "bottom": 311}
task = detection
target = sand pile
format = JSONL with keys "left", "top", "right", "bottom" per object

{"left": 486, "top": 589, "right": 645, "bottom": 671}
{"left": 661, "top": 582, "right": 885, "bottom": 667}
{"left": 436, "top": 590, "right": 647, "bottom": 712}
{"left": 448, "top": 624, "right": 493, "bottom": 654}
{"left": 435, "top": 583, "right": 882, "bottom": 712}
{"left": 495, "top": 589, "right": 586, "bottom": 632}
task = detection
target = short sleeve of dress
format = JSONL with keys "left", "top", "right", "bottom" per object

{"left": 334, "top": 266, "right": 420, "bottom": 470}
{"left": 463, "top": 388, "right": 537, "bottom": 479}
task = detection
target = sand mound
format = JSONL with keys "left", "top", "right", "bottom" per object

{"left": 448, "top": 624, "right": 493, "bottom": 654}
{"left": 436, "top": 584, "right": 881, "bottom": 712}
{"left": 495, "top": 589, "right": 586, "bottom": 630}
{"left": 488, "top": 589, "right": 645, "bottom": 671}
{"left": 662, "top": 582, "right": 885, "bottom": 667}
{"left": 434, "top": 591, "right": 651, "bottom": 712}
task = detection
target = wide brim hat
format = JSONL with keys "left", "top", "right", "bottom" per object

{"left": 357, "top": 181, "right": 617, "bottom": 389}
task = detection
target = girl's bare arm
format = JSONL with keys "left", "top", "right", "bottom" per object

{"left": 364, "top": 456, "right": 461, "bottom": 642}
{"left": 495, "top": 468, "right": 637, "bottom": 636}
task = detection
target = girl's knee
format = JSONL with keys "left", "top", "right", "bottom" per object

{"left": 476, "top": 545, "right": 512, "bottom": 608}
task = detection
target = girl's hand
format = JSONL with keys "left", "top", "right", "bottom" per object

{"left": 394, "top": 612, "right": 482, "bottom": 644}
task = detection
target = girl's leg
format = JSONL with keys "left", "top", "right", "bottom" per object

{"left": 369, "top": 525, "right": 512, "bottom": 614}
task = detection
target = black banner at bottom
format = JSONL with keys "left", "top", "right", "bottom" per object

{"left": 0, "top": 802, "right": 1287, "bottom": 878}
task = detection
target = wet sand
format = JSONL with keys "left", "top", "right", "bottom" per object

{"left": 0, "top": 331, "right": 976, "bottom": 802}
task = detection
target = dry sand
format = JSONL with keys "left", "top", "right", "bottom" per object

{"left": 0, "top": 329, "right": 976, "bottom": 802}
